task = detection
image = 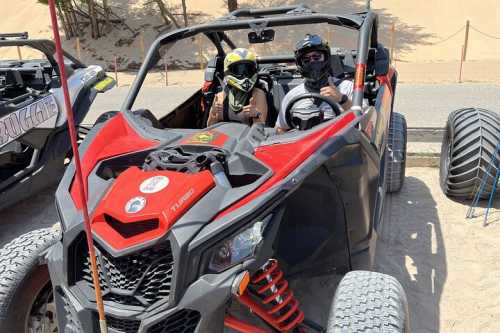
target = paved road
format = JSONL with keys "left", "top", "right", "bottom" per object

{"left": 394, "top": 84, "right": 500, "bottom": 128}
{"left": 83, "top": 86, "right": 199, "bottom": 125}
{"left": 84, "top": 84, "right": 500, "bottom": 128}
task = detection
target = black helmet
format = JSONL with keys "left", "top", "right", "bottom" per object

{"left": 294, "top": 34, "right": 331, "bottom": 90}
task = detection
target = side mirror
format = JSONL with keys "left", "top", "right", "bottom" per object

{"left": 248, "top": 29, "right": 275, "bottom": 44}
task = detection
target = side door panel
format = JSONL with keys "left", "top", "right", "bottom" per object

{"left": 373, "top": 84, "right": 393, "bottom": 152}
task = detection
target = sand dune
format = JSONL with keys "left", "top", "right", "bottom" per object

{"left": 1, "top": 0, "right": 500, "bottom": 83}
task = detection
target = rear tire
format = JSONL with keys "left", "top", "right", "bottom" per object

{"left": 326, "top": 271, "right": 409, "bottom": 333}
{"left": 0, "top": 226, "right": 60, "bottom": 333}
{"left": 386, "top": 112, "right": 407, "bottom": 193}
{"left": 440, "top": 108, "right": 500, "bottom": 199}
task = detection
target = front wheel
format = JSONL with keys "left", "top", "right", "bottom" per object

{"left": 326, "top": 271, "right": 410, "bottom": 333}
{"left": 0, "top": 226, "right": 60, "bottom": 333}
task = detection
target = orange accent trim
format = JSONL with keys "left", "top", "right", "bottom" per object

{"left": 376, "top": 67, "right": 396, "bottom": 94}
{"left": 224, "top": 315, "right": 272, "bottom": 333}
{"left": 238, "top": 271, "right": 251, "bottom": 296}
{"left": 354, "top": 63, "right": 367, "bottom": 90}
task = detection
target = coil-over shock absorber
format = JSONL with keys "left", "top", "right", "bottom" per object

{"left": 237, "top": 259, "right": 305, "bottom": 332}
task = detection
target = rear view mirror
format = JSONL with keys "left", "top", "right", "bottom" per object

{"left": 248, "top": 29, "right": 275, "bottom": 44}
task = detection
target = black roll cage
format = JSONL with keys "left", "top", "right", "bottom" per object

{"left": 0, "top": 39, "right": 86, "bottom": 75}
{"left": 122, "top": 4, "right": 378, "bottom": 111}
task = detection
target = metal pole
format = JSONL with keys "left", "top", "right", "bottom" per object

{"left": 463, "top": 20, "right": 470, "bottom": 61}
{"left": 114, "top": 55, "right": 119, "bottom": 87}
{"left": 16, "top": 46, "right": 22, "bottom": 61}
{"left": 198, "top": 36, "right": 204, "bottom": 70}
{"left": 484, "top": 163, "right": 499, "bottom": 226}
{"left": 366, "top": 0, "right": 371, "bottom": 10}
{"left": 76, "top": 37, "right": 81, "bottom": 60}
{"left": 47, "top": 1, "right": 108, "bottom": 332}
{"left": 390, "top": 22, "right": 395, "bottom": 64}
{"left": 164, "top": 54, "right": 168, "bottom": 86}
{"left": 459, "top": 45, "right": 464, "bottom": 83}
{"left": 140, "top": 33, "right": 145, "bottom": 60}
{"left": 327, "top": 25, "right": 333, "bottom": 44}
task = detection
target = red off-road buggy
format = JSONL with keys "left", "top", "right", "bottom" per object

{"left": 0, "top": 5, "right": 409, "bottom": 333}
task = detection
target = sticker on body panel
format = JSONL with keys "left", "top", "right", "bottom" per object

{"left": 181, "top": 130, "right": 228, "bottom": 146}
{"left": 184, "top": 131, "right": 219, "bottom": 144}
{"left": 125, "top": 196, "right": 147, "bottom": 214}
{"left": 0, "top": 94, "right": 59, "bottom": 148}
{"left": 140, "top": 176, "right": 169, "bottom": 194}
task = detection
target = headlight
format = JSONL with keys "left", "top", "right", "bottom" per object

{"left": 207, "top": 217, "right": 269, "bottom": 273}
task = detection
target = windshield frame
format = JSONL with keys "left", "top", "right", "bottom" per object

{"left": 122, "top": 9, "right": 378, "bottom": 111}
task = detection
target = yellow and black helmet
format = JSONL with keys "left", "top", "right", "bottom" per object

{"left": 224, "top": 48, "right": 258, "bottom": 92}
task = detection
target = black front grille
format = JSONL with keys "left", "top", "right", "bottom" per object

{"left": 106, "top": 315, "right": 141, "bottom": 333}
{"left": 73, "top": 236, "right": 174, "bottom": 307}
{"left": 147, "top": 309, "right": 201, "bottom": 333}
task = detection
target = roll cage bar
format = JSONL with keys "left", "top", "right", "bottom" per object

{"left": 0, "top": 38, "right": 86, "bottom": 72}
{"left": 122, "top": 4, "right": 378, "bottom": 111}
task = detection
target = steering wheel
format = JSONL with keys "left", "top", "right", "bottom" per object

{"left": 284, "top": 92, "right": 342, "bottom": 130}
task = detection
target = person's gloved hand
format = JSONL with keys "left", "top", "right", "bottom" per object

{"left": 319, "top": 85, "right": 343, "bottom": 102}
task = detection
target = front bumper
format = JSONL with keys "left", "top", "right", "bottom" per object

{"left": 49, "top": 238, "right": 243, "bottom": 333}
{"left": 47, "top": 208, "right": 282, "bottom": 333}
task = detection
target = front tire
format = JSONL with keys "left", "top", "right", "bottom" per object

{"left": 326, "top": 271, "right": 409, "bottom": 333}
{"left": 440, "top": 108, "right": 500, "bottom": 199}
{"left": 0, "top": 226, "right": 60, "bottom": 333}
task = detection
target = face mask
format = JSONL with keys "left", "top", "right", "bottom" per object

{"left": 301, "top": 60, "right": 330, "bottom": 91}
{"left": 227, "top": 87, "right": 249, "bottom": 114}
{"left": 302, "top": 61, "right": 329, "bottom": 91}
{"left": 225, "top": 73, "right": 257, "bottom": 114}
{"left": 225, "top": 74, "right": 257, "bottom": 93}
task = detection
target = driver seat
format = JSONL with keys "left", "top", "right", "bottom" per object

{"left": 267, "top": 53, "right": 346, "bottom": 127}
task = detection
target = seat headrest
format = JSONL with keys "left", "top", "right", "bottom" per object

{"left": 374, "top": 44, "right": 390, "bottom": 76}
{"left": 330, "top": 54, "right": 345, "bottom": 77}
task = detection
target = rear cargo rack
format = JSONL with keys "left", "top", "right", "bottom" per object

{"left": 0, "top": 32, "right": 29, "bottom": 40}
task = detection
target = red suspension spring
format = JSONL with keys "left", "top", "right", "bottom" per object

{"left": 240, "top": 259, "right": 304, "bottom": 332}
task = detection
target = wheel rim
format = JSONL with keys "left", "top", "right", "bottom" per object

{"left": 26, "top": 282, "right": 58, "bottom": 333}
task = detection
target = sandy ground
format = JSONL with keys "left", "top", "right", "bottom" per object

{"left": 2, "top": 0, "right": 500, "bottom": 84}
{"left": 109, "top": 58, "right": 500, "bottom": 89}
{"left": 1, "top": 167, "right": 499, "bottom": 332}
{"left": 376, "top": 168, "right": 500, "bottom": 333}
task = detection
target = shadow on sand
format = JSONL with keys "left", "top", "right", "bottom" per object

{"left": 0, "top": 186, "right": 58, "bottom": 248}
{"left": 239, "top": 0, "right": 434, "bottom": 57}
{"left": 375, "top": 176, "right": 447, "bottom": 332}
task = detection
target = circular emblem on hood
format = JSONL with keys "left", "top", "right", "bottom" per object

{"left": 140, "top": 175, "right": 169, "bottom": 194}
{"left": 125, "top": 196, "right": 146, "bottom": 214}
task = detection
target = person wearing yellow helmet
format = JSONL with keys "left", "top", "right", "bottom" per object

{"left": 207, "top": 48, "right": 268, "bottom": 126}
